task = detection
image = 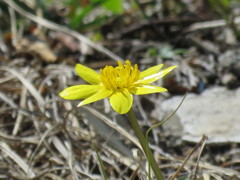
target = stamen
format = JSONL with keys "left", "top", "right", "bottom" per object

{"left": 100, "top": 61, "right": 140, "bottom": 91}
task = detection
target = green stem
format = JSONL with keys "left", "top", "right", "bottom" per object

{"left": 127, "top": 108, "right": 164, "bottom": 180}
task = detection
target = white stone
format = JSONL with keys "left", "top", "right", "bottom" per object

{"left": 156, "top": 87, "right": 240, "bottom": 143}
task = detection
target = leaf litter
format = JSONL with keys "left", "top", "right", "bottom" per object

{"left": 0, "top": 0, "right": 240, "bottom": 179}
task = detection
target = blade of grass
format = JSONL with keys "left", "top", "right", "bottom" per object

{"left": 93, "top": 143, "right": 108, "bottom": 180}
{"left": 129, "top": 166, "right": 140, "bottom": 180}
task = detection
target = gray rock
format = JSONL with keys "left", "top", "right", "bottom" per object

{"left": 153, "top": 87, "right": 240, "bottom": 143}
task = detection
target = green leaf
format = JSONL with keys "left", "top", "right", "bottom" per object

{"left": 70, "top": 5, "right": 93, "bottom": 28}
{"left": 103, "top": 0, "right": 123, "bottom": 14}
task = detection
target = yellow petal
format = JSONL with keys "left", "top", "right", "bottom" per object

{"left": 109, "top": 89, "right": 133, "bottom": 114}
{"left": 75, "top": 64, "right": 101, "bottom": 84}
{"left": 78, "top": 89, "right": 112, "bottom": 107}
{"left": 140, "top": 64, "right": 163, "bottom": 78}
{"left": 132, "top": 85, "right": 167, "bottom": 95}
{"left": 139, "top": 66, "right": 177, "bottom": 84}
{"left": 59, "top": 85, "right": 101, "bottom": 100}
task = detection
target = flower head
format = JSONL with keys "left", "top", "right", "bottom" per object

{"left": 59, "top": 60, "right": 177, "bottom": 114}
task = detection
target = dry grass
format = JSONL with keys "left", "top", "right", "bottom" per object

{"left": 0, "top": 52, "right": 239, "bottom": 180}
{"left": 1, "top": 1, "right": 240, "bottom": 179}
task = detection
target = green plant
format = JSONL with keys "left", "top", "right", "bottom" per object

{"left": 64, "top": 0, "right": 124, "bottom": 30}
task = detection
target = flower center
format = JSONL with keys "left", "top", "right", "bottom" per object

{"left": 100, "top": 60, "right": 140, "bottom": 91}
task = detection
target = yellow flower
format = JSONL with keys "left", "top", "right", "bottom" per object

{"left": 59, "top": 60, "right": 177, "bottom": 114}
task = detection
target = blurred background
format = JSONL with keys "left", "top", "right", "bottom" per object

{"left": 0, "top": 0, "right": 240, "bottom": 179}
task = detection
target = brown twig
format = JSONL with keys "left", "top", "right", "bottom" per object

{"left": 170, "top": 135, "right": 208, "bottom": 180}
{"left": 193, "top": 135, "right": 208, "bottom": 179}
